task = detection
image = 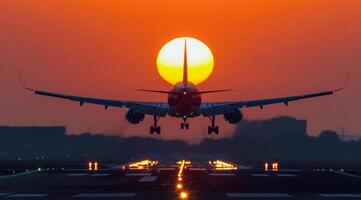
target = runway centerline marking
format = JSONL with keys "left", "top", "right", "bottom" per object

{"left": 226, "top": 193, "right": 292, "bottom": 198}
{"left": 251, "top": 173, "right": 269, "bottom": 177}
{"left": 67, "top": 173, "right": 88, "bottom": 176}
{"left": 92, "top": 173, "right": 110, "bottom": 177}
{"left": 73, "top": 193, "right": 137, "bottom": 198}
{"left": 126, "top": 173, "right": 151, "bottom": 176}
{"left": 276, "top": 174, "right": 297, "bottom": 177}
{"left": 189, "top": 168, "right": 207, "bottom": 171}
{"left": 8, "top": 194, "right": 48, "bottom": 197}
{"left": 139, "top": 176, "right": 157, "bottom": 182}
{"left": 318, "top": 193, "right": 361, "bottom": 197}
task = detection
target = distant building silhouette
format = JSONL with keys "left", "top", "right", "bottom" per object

{"left": 0, "top": 126, "right": 66, "bottom": 148}
{"left": 0, "top": 117, "right": 360, "bottom": 164}
{"left": 233, "top": 116, "right": 307, "bottom": 143}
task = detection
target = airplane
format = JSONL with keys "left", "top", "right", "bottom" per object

{"left": 21, "top": 40, "right": 347, "bottom": 135}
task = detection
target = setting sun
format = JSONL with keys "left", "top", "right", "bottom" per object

{"left": 156, "top": 37, "right": 214, "bottom": 85}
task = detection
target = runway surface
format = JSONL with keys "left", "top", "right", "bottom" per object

{"left": 0, "top": 161, "right": 361, "bottom": 199}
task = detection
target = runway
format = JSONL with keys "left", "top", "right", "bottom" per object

{"left": 0, "top": 161, "right": 361, "bottom": 199}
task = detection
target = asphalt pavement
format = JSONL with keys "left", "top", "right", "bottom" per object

{"left": 0, "top": 161, "right": 360, "bottom": 199}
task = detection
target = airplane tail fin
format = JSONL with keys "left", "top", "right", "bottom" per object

{"left": 138, "top": 39, "right": 234, "bottom": 95}
{"left": 183, "top": 39, "right": 188, "bottom": 85}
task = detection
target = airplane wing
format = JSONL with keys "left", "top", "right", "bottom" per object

{"left": 200, "top": 88, "right": 343, "bottom": 116}
{"left": 24, "top": 87, "right": 169, "bottom": 116}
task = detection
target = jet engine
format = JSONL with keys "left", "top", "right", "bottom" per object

{"left": 223, "top": 110, "right": 243, "bottom": 124}
{"left": 125, "top": 109, "right": 145, "bottom": 124}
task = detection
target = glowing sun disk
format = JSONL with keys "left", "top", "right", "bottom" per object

{"left": 156, "top": 37, "right": 214, "bottom": 85}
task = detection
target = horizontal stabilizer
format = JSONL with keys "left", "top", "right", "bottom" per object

{"left": 195, "top": 89, "right": 234, "bottom": 94}
{"left": 138, "top": 89, "right": 233, "bottom": 95}
{"left": 137, "top": 89, "right": 177, "bottom": 94}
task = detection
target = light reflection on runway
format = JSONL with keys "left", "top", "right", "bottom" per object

{"left": 1, "top": 159, "right": 361, "bottom": 200}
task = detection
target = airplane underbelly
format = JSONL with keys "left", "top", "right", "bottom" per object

{"left": 169, "top": 101, "right": 199, "bottom": 117}
{"left": 177, "top": 102, "right": 192, "bottom": 116}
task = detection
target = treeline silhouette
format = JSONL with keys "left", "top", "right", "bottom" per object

{"left": 0, "top": 117, "right": 360, "bottom": 164}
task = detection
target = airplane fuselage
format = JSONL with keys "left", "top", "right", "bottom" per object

{"left": 168, "top": 82, "right": 201, "bottom": 118}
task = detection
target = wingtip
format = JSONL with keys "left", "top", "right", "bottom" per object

{"left": 333, "top": 87, "right": 344, "bottom": 93}
{"left": 19, "top": 71, "right": 34, "bottom": 92}
{"left": 346, "top": 68, "right": 351, "bottom": 86}
{"left": 333, "top": 69, "right": 351, "bottom": 93}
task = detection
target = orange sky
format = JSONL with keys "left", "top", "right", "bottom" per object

{"left": 0, "top": 0, "right": 360, "bottom": 143}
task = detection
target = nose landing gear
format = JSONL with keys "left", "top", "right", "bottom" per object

{"left": 207, "top": 115, "right": 219, "bottom": 135}
{"left": 181, "top": 117, "right": 189, "bottom": 129}
{"left": 150, "top": 115, "right": 161, "bottom": 134}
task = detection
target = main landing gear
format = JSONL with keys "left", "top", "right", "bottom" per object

{"left": 181, "top": 117, "right": 189, "bottom": 130}
{"left": 208, "top": 115, "right": 219, "bottom": 135}
{"left": 150, "top": 115, "right": 161, "bottom": 134}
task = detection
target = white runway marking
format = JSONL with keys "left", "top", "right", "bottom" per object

{"left": 226, "top": 193, "right": 292, "bottom": 198}
{"left": 334, "top": 171, "right": 361, "bottom": 179}
{"left": 92, "top": 173, "right": 110, "bottom": 177}
{"left": 0, "top": 170, "right": 38, "bottom": 179}
{"left": 67, "top": 173, "right": 88, "bottom": 176}
{"left": 125, "top": 173, "right": 151, "bottom": 176}
{"left": 189, "top": 168, "right": 207, "bottom": 171}
{"left": 8, "top": 194, "right": 48, "bottom": 197}
{"left": 139, "top": 176, "right": 157, "bottom": 182}
{"left": 0, "top": 193, "right": 10, "bottom": 197}
{"left": 251, "top": 174, "right": 269, "bottom": 177}
{"left": 318, "top": 193, "right": 361, "bottom": 197}
{"left": 210, "top": 173, "right": 236, "bottom": 176}
{"left": 277, "top": 174, "right": 297, "bottom": 177}
{"left": 73, "top": 193, "right": 137, "bottom": 198}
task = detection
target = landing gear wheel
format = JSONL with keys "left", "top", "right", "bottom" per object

{"left": 208, "top": 126, "right": 212, "bottom": 135}
{"left": 150, "top": 126, "right": 161, "bottom": 134}
{"left": 181, "top": 117, "right": 189, "bottom": 130}
{"left": 207, "top": 116, "right": 219, "bottom": 134}
{"left": 214, "top": 126, "right": 219, "bottom": 135}
{"left": 150, "top": 115, "right": 161, "bottom": 135}
{"left": 181, "top": 122, "right": 189, "bottom": 130}
{"left": 156, "top": 126, "right": 161, "bottom": 134}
